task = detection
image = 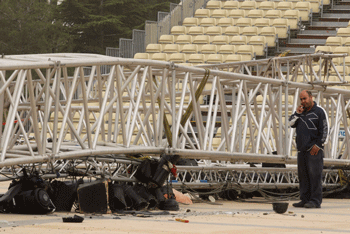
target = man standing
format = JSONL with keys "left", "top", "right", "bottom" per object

{"left": 289, "top": 90, "right": 329, "bottom": 208}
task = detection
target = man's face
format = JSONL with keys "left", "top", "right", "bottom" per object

{"left": 300, "top": 91, "right": 313, "bottom": 109}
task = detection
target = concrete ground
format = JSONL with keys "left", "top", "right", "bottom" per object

{"left": 0, "top": 183, "right": 349, "bottom": 233}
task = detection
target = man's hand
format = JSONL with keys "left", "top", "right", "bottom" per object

{"left": 296, "top": 105, "right": 304, "bottom": 114}
{"left": 310, "top": 145, "right": 320, "bottom": 155}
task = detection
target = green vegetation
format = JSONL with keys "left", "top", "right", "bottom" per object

{"left": 0, "top": 0, "right": 179, "bottom": 55}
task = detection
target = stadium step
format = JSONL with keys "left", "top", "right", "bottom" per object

{"left": 319, "top": 13, "right": 350, "bottom": 22}
{"left": 307, "top": 21, "right": 348, "bottom": 30}
{"left": 285, "top": 38, "right": 327, "bottom": 48}
{"left": 297, "top": 30, "right": 336, "bottom": 39}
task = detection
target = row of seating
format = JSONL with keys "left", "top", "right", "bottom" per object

{"left": 137, "top": 44, "right": 257, "bottom": 63}
{"left": 323, "top": 37, "right": 350, "bottom": 49}
{"left": 206, "top": 0, "right": 330, "bottom": 10}
{"left": 194, "top": 3, "right": 313, "bottom": 21}
{"left": 179, "top": 14, "right": 298, "bottom": 32}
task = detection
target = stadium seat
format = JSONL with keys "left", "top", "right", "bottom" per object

{"left": 194, "top": 8, "right": 211, "bottom": 18}
{"left": 169, "top": 53, "right": 186, "bottom": 63}
{"left": 200, "top": 44, "right": 218, "bottom": 60}
{"left": 258, "top": 1, "right": 275, "bottom": 13}
{"left": 171, "top": 26, "right": 188, "bottom": 36}
{"left": 230, "top": 35, "right": 248, "bottom": 45}
{"left": 158, "top": 35, "right": 174, "bottom": 45}
{"left": 247, "top": 9, "right": 265, "bottom": 24}
{"left": 241, "top": 27, "right": 258, "bottom": 42}
{"left": 283, "top": 10, "right": 300, "bottom": 30}
{"left": 276, "top": 2, "right": 293, "bottom": 16}
{"left": 286, "top": 0, "right": 300, "bottom": 8}
{"left": 175, "top": 35, "right": 193, "bottom": 49}
{"left": 134, "top": 53, "right": 150, "bottom": 60}
{"left": 211, "top": 9, "right": 228, "bottom": 18}
{"left": 325, "top": 37, "right": 345, "bottom": 50}
{"left": 188, "top": 54, "right": 206, "bottom": 65}
{"left": 265, "top": 10, "right": 283, "bottom": 19}
{"left": 343, "top": 56, "right": 350, "bottom": 66}
{"left": 188, "top": 26, "right": 205, "bottom": 35}
{"left": 146, "top": 44, "right": 162, "bottom": 53}
{"left": 337, "top": 28, "right": 350, "bottom": 37}
{"left": 192, "top": 35, "right": 211, "bottom": 49}
{"left": 240, "top": 1, "right": 257, "bottom": 15}
{"left": 206, "top": 26, "right": 223, "bottom": 36}
{"left": 222, "top": 1, "right": 239, "bottom": 10}
{"left": 228, "top": 9, "right": 246, "bottom": 24}
{"left": 260, "top": 27, "right": 277, "bottom": 47}
{"left": 272, "top": 19, "right": 289, "bottom": 39}
{"left": 151, "top": 53, "right": 168, "bottom": 61}
{"left": 236, "top": 18, "right": 253, "bottom": 28}
{"left": 217, "top": 18, "right": 235, "bottom": 30}
{"left": 163, "top": 44, "right": 180, "bottom": 54}
{"left": 236, "top": 45, "right": 255, "bottom": 61}
{"left": 199, "top": 18, "right": 217, "bottom": 27}
{"left": 224, "top": 26, "right": 241, "bottom": 36}
{"left": 206, "top": 1, "right": 222, "bottom": 9}
{"left": 248, "top": 36, "right": 267, "bottom": 57}
{"left": 218, "top": 44, "right": 237, "bottom": 62}
{"left": 224, "top": 54, "right": 243, "bottom": 63}
{"left": 308, "top": 0, "right": 322, "bottom": 14}
{"left": 294, "top": 2, "right": 311, "bottom": 22}
{"left": 333, "top": 46, "right": 350, "bottom": 56}
{"left": 254, "top": 18, "right": 271, "bottom": 34}
{"left": 182, "top": 17, "right": 199, "bottom": 27}
{"left": 207, "top": 54, "right": 224, "bottom": 64}
{"left": 211, "top": 35, "right": 229, "bottom": 45}
{"left": 344, "top": 37, "right": 350, "bottom": 47}
{"left": 315, "top": 45, "right": 332, "bottom": 53}
{"left": 181, "top": 44, "right": 199, "bottom": 61}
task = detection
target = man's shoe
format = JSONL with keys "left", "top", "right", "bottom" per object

{"left": 304, "top": 202, "right": 321, "bottom": 208}
{"left": 292, "top": 201, "right": 306, "bottom": 207}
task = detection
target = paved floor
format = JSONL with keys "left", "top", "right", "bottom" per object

{"left": 0, "top": 182, "right": 349, "bottom": 233}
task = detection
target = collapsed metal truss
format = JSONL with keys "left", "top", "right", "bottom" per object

{"left": 0, "top": 53, "right": 350, "bottom": 190}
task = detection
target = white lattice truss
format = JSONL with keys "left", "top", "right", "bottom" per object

{"left": 0, "top": 53, "right": 350, "bottom": 189}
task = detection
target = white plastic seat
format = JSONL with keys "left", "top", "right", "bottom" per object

{"left": 211, "top": 9, "right": 228, "bottom": 18}
{"left": 337, "top": 28, "right": 350, "bottom": 37}
{"left": 272, "top": 19, "right": 289, "bottom": 39}
{"left": 241, "top": 27, "right": 258, "bottom": 42}
{"left": 240, "top": 1, "right": 257, "bottom": 15}
{"left": 283, "top": 10, "right": 300, "bottom": 30}
{"left": 151, "top": 53, "right": 168, "bottom": 61}
{"left": 211, "top": 35, "right": 229, "bottom": 45}
{"left": 254, "top": 18, "right": 271, "bottom": 34}
{"left": 248, "top": 36, "right": 267, "bottom": 57}
{"left": 222, "top": 1, "right": 239, "bottom": 10}
{"left": 163, "top": 44, "right": 180, "bottom": 54}
{"left": 236, "top": 45, "right": 255, "bottom": 61}
{"left": 134, "top": 53, "right": 150, "bottom": 60}
{"left": 188, "top": 26, "right": 205, "bottom": 35}
{"left": 206, "top": 1, "right": 222, "bottom": 9}
{"left": 224, "top": 54, "right": 242, "bottom": 63}
{"left": 224, "top": 26, "right": 241, "bottom": 36}
{"left": 228, "top": 9, "right": 245, "bottom": 24}
{"left": 194, "top": 8, "right": 211, "bottom": 18}
{"left": 182, "top": 17, "right": 199, "bottom": 27}
{"left": 207, "top": 54, "right": 224, "bottom": 64}
{"left": 146, "top": 44, "right": 162, "bottom": 53}
{"left": 276, "top": 2, "right": 293, "bottom": 16}
{"left": 260, "top": 27, "right": 277, "bottom": 47}
{"left": 199, "top": 18, "right": 217, "bottom": 27}
{"left": 294, "top": 2, "right": 311, "bottom": 22}
{"left": 169, "top": 53, "right": 186, "bottom": 63}
{"left": 206, "top": 26, "right": 222, "bottom": 36}
{"left": 265, "top": 10, "right": 282, "bottom": 19}
{"left": 230, "top": 35, "right": 248, "bottom": 45}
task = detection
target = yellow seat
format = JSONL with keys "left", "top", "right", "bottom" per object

{"left": 230, "top": 35, "right": 248, "bottom": 45}
{"left": 247, "top": 9, "right": 265, "bottom": 24}
{"left": 222, "top": 1, "right": 239, "bottom": 10}
{"left": 134, "top": 53, "right": 150, "bottom": 60}
{"left": 325, "top": 37, "right": 345, "bottom": 51}
{"left": 333, "top": 46, "right": 350, "bottom": 57}
{"left": 188, "top": 54, "right": 206, "bottom": 65}
{"left": 211, "top": 35, "right": 229, "bottom": 45}
{"left": 192, "top": 35, "right": 211, "bottom": 50}
{"left": 224, "top": 26, "right": 241, "bottom": 36}
{"left": 217, "top": 18, "right": 235, "bottom": 31}
{"left": 181, "top": 44, "right": 199, "bottom": 61}
{"left": 265, "top": 10, "right": 282, "bottom": 19}
{"left": 235, "top": 17, "right": 252, "bottom": 27}
{"left": 254, "top": 18, "right": 271, "bottom": 34}
{"left": 240, "top": 1, "right": 257, "bottom": 15}
{"left": 219, "top": 45, "right": 237, "bottom": 61}
{"left": 194, "top": 8, "right": 211, "bottom": 18}
{"left": 337, "top": 28, "right": 350, "bottom": 37}
{"left": 283, "top": 10, "right": 300, "bottom": 30}
{"left": 272, "top": 19, "right": 289, "bottom": 39}
{"left": 308, "top": 0, "right": 322, "bottom": 14}
{"left": 224, "top": 54, "right": 242, "bottom": 63}
{"left": 343, "top": 37, "right": 350, "bottom": 47}
{"left": 228, "top": 9, "right": 245, "bottom": 24}
{"left": 182, "top": 17, "right": 199, "bottom": 27}
{"left": 294, "top": 2, "right": 311, "bottom": 22}
{"left": 163, "top": 44, "right": 180, "bottom": 54}
{"left": 258, "top": 1, "right": 275, "bottom": 13}
{"left": 207, "top": 54, "right": 224, "bottom": 64}
{"left": 241, "top": 26, "right": 258, "bottom": 42}
{"left": 188, "top": 26, "right": 205, "bottom": 36}
{"left": 146, "top": 44, "right": 162, "bottom": 53}
{"left": 211, "top": 9, "right": 228, "bottom": 18}
{"left": 175, "top": 35, "right": 193, "bottom": 45}
{"left": 206, "top": 26, "right": 223, "bottom": 36}
{"left": 248, "top": 36, "right": 267, "bottom": 57}
{"left": 206, "top": 0, "right": 222, "bottom": 9}
{"left": 199, "top": 18, "right": 217, "bottom": 27}
{"left": 169, "top": 53, "right": 186, "bottom": 63}
{"left": 276, "top": 2, "right": 293, "bottom": 16}
{"left": 236, "top": 45, "right": 255, "bottom": 61}
{"left": 151, "top": 53, "right": 168, "bottom": 61}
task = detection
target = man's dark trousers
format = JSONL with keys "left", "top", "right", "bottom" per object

{"left": 297, "top": 150, "right": 324, "bottom": 207}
